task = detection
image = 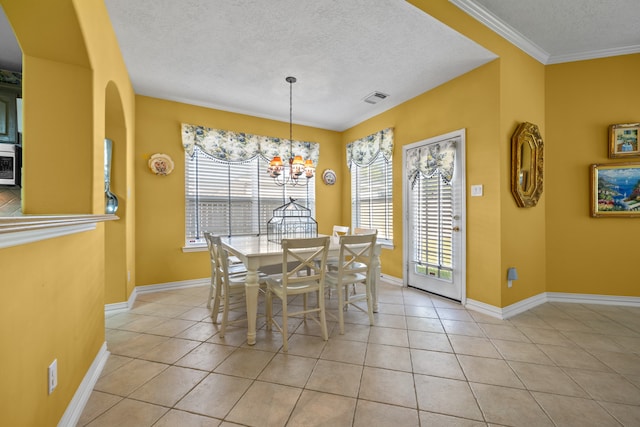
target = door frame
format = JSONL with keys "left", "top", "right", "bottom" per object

{"left": 402, "top": 128, "right": 467, "bottom": 304}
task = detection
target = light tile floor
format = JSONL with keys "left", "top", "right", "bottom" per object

{"left": 0, "top": 185, "right": 21, "bottom": 216}
{"left": 78, "top": 281, "right": 640, "bottom": 426}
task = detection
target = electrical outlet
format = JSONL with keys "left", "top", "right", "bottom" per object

{"left": 48, "top": 359, "right": 57, "bottom": 394}
{"left": 471, "top": 184, "right": 483, "bottom": 197}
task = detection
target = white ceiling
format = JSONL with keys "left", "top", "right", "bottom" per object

{"left": 1, "top": 1, "right": 638, "bottom": 131}
{"left": 451, "top": 0, "right": 640, "bottom": 64}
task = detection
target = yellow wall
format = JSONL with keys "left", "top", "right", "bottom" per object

{"left": 346, "top": 0, "right": 547, "bottom": 307}
{"left": 0, "top": 232, "right": 105, "bottom": 426}
{"left": 2, "top": 0, "right": 639, "bottom": 423}
{"left": 75, "top": 0, "right": 137, "bottom": 303}
{"left": 0, "top": 0, "right": 135, "bottom": 424}
{"left": 546, "top": 54, "right": 640, "bottom": 296}
{"left": 134, "top": 96, "right": 342, "bottom": 285}
{"left": 342, "top": 59, "right": 502, "bottom": 305}
{"left": 498, "top": 48, "right": 547, "bottom": 306}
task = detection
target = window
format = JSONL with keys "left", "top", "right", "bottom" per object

{"left": 348, "top": 128, "right": 394, "bottom": 245}
{"left": 185, "top": 148, "right": 314, "bottom": 245}
{"left": 411, "top": 171, "right": 453, "bottom": 280}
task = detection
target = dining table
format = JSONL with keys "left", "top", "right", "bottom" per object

{"left": 221, "top": 234, "right": 382, "bottom": 345}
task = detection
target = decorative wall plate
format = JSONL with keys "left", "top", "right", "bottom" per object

{"left": 322, "top": 169, "right": 336, "bottom": 185}
{"left": 148, "top": 153, "right": 174, "bottom": 175}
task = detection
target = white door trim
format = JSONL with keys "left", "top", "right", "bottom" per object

{"left": 402, "top": 128, "right": 467, "bottom": 305}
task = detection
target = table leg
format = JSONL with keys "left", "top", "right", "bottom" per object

{"left": 372, "top": 249, "right": 381, "bottom": 312}
{"left": 244, "top": 262, "right": 260, "bottom": 345}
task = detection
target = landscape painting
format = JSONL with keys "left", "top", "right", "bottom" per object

{"left": 609, "top": 123, "right": 640, "bottom": 158}
{"left": 591, "top": 163, "right": 640, "bottom": 217}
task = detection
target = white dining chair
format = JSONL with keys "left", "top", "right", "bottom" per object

{"left": 333, "top": 225, "right": 350, "bottom": 237}
{"left": 348, "top": 227, "right": 378, "bottom": 294}
{"left": 326, "top": 225, "right": 351, "bottom": 278}
{"left": 204, "top": 232, "right": 264, "bottom": 325}
{"left": 353, "top": 227, "right": 377, "bottom": 236}
{"left": 325, "top": 233, "right": 377, "bottom": 334}
{"left": 265, "top": 236, "right": 330, "bottom": 352}
{"left": 216, "top": 243, "right": 264, "bottom": 337}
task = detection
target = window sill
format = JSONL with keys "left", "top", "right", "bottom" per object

{"left": 182, "top": 244, "right": 206, "bottom": 253}
{"left": 0, "top": 214, "right": 118, "bottom": 249}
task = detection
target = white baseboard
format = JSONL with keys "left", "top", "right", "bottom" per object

{"left": 58, "top": 343, "right": 109, "bottom": 427}
{"left": 466, "top": 292, "right": 640, "bottom": 320}
{"left": 105, "top": 278, "right": 210, "bottom": 314}
{"left": 136, "top": 278, "right": 210, "bottom": 294}
{"left": 464, "top": 298, "right": 507, "bottom": 319}
{"left": 104, "top": 286, "right": 138, "bottom": 314}
{"left": 546, "top": 292, "right": 640, "bottom": 307}
{"left": 380, "top": 274, "right": 403, "bottom": 286}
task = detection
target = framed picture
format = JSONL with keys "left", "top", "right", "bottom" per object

{"left": 609, "top": 123, "right": 640, "bottom": 158}
{"left": 591, "top": 163, "right": 640, "bottom": 217}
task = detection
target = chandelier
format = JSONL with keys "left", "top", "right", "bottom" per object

{"left": 267, "top": 76, "right": 315, "bottom": 186}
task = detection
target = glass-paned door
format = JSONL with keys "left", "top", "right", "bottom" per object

{"left": 404, "top": 130, "right": 465, "bottom": 301}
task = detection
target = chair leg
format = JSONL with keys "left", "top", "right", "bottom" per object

{"left": 365, "top": 278, "right": 374, "bottom": 326}
{"left": 343, "top": 284, "right": 351, "bottom": 310}
{"left": 220, "top": 292, "right": 230, "bottom": 338}
{"left": 319, "top": 290, "right": 328, "bottom": 341}
{"left": 337, "top": 283, "right": 345, "bottom": 335}
{"left": 303, "top": 293, "right": 308, "bottom": 320}
{"left": 282, "top": 297, "right": 289, "bottom": 352}
{"left": 210, "top": 278, "right": 222, "bottom": 324}
{"left": 265, "top": 290, "right": 273, "bottom": 331}
{"left": 207, "top": 277, "right": 214, "bottom": 309}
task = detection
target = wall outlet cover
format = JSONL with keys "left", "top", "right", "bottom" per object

{"left": 471, "top": 185, "right": 483, "bottom": 197}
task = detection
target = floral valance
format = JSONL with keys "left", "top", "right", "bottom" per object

{"left": 346, "top": 128, "right": 394, "bottom": 169}
{"left": 181, "top": 123, "right": 319, "bottom": 164}
{"left": 407, "top": 139, "right": 457, "bottom": 188}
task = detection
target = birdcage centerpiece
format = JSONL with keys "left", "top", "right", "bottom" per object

{"left": 267, "top": 197, "right": 318, "bottom": 243}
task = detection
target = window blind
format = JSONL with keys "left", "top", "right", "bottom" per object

{"left": 412, "top": 172, "right": 453, "bottom": 280}
{"left": 185, "top": 147, "right": 315, "bottom": 245}
{"left": 351, "top": 153, "right": 393, "bottom": 244}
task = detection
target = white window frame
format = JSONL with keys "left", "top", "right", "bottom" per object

{"left": 185, "top": 147, "right": 315, "bottom": 247}
{"left": 350, "top": 152, "right": 393, "bottom": 246}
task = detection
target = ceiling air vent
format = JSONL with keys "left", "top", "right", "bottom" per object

{"left": 363, "top": 91, "right": 389, "bottom": 104}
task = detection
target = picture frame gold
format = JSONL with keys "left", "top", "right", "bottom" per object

{"left": 510, "top": 122, "right": 544, "bottom": 208}
{"left": 609, "top": 123, "right": 639, "bottom": 158}
{"left": 590, "top": 162, "right": 640, "bottom": 217}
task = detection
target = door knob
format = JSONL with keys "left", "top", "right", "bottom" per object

{"left": 452, "top": 226, "right": 460, "bottom": 232}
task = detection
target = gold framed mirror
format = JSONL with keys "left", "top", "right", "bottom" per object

{"left": 511, "top": 122, "right": 543, "bottom": 207}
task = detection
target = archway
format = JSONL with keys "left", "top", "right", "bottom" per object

{"left": 104, "top": 80, "right": 130, "bottom": 303}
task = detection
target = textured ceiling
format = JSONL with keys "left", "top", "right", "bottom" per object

{"left": 451, "top": 0, "right": 640, "bottom": 64}
{"left": 102, "top": 0, "right": 496, "bottom": 131}
{"left": 1, "top": 1, "right": 638, "bottom": 131}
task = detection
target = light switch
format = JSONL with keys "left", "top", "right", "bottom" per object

{"left": 471, "top": 184, "right": 483, "bottom": 197}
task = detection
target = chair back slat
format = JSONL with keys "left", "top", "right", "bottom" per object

{"left": 281, "top": 237, "right": 330, "bottom": 288}
{"left": 332, "top": 225, "right": 350, "bottom": 237}
{"left": 338, "top": 233, "right": 377, "bottom": 276}
{"left": 353, "top": 227, "right": 377, "bottom": 236}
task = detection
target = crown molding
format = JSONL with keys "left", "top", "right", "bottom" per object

{"left": 450, "top": 0, "right": 640, "bottom": 65}
{"left": 547, "top": 44, "right": 640, "bottom": 64}
{"left": 449, "top": 0, "right": 550, "bottom": 64}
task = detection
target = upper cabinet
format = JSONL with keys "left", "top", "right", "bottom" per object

{"left": 0, "top": 87, "right": 20, "bottom": 143}
{"left": 0, "top": 70, "right": 22, "bottom": 144}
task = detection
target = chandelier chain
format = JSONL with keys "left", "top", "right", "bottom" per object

{"left": 267, "top": 76, "right": 314, "bottom": 186}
